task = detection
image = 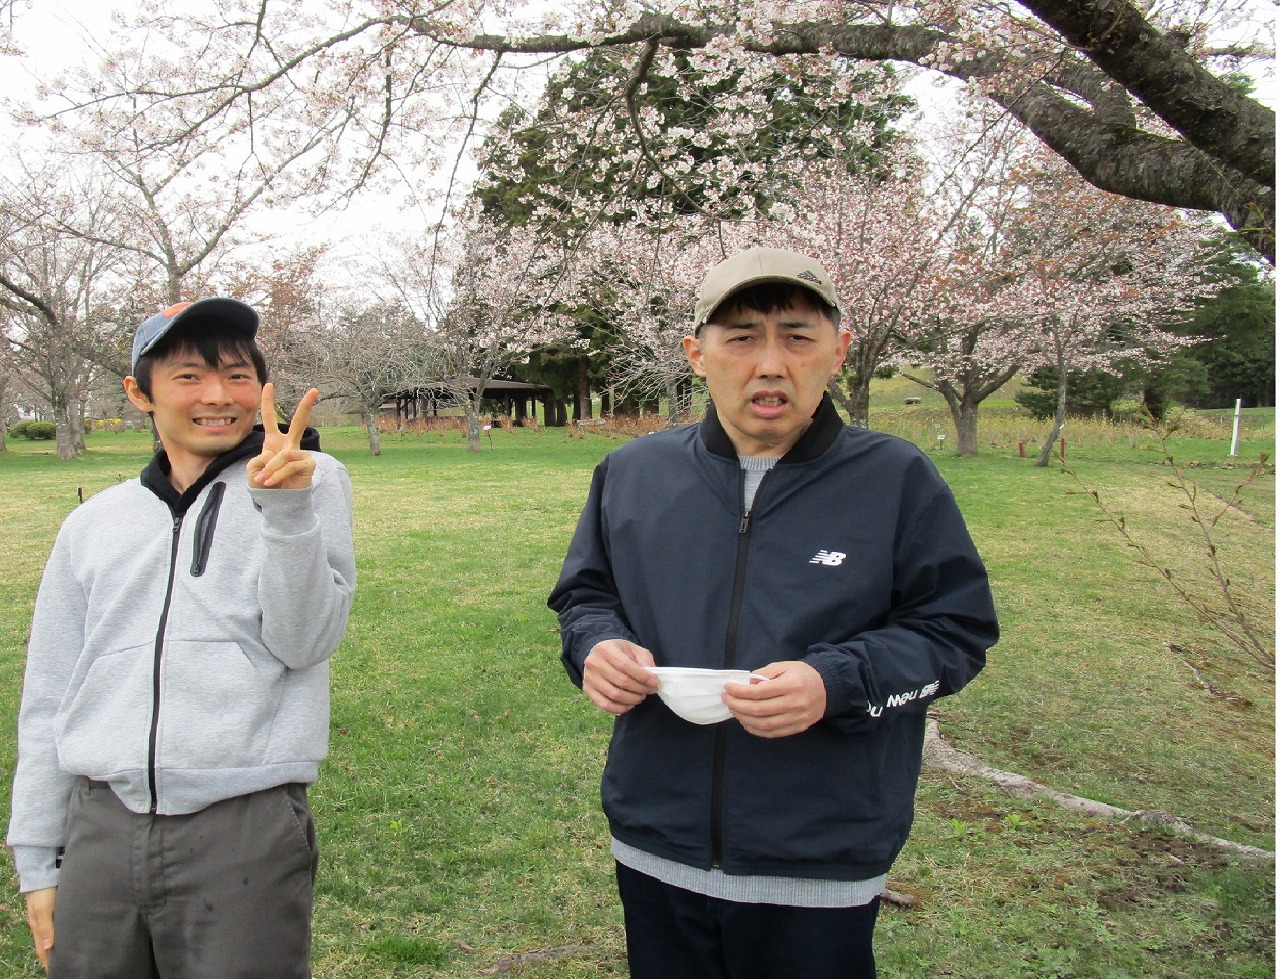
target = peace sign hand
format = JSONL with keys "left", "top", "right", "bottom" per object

{"left": 248, "top": 382, "right": 319, "bottom": 489}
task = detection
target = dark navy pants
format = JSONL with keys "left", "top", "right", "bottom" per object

{"left": 616, "top": 862, "right": 879, "bottom": 979}
{"left": 50, "top": 778, "right": 318, "bottom": 979}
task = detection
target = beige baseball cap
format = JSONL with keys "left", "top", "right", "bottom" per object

{"left": 693, "top": 246, "right": 841, "bottom": 331}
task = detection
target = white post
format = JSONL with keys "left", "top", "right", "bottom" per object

{"left": 1229, "top": 398, "right": 1243, "bottom": 457}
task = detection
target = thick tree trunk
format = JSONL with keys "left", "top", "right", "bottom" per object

{"left": 950, "top": 400, "right": 980, "bottom": 457}
{"left": 1036, "top": 369, "right": 1071, "bottom": 467}
{"left": 465, "top": 399, "right": 483, "bottom": 452}
{"left": 55, "top": 401, "right": 78, "bottom": 461}
{"left": 363, "top": 407, "right": 382, "bottom": 456}
{"left": 830, "top": 372, "right": 871, "bottom": 429}
{"left": 665, "top": 381, "right": 682, "bottom": 426}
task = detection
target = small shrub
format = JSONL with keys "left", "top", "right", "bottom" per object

{"left": 10, "top": 421, "right": 56, "bottom": 440}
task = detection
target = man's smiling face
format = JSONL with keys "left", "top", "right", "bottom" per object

{"left": 684, "top": 290, "right": 850, "bottom": 458}
{"left": 126, "top": 349, "right": 262, "bottom": 480}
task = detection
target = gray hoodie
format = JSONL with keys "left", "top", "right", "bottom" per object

{"left": 8, "top": 430, "right": 356, "bottom": 892}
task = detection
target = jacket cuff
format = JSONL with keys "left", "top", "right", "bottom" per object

{"left": 249, "top": 486, "right": 318, "bottom": 537}
{"left": 11, "top": 846, "right": 60, "bottom": 893}
{"left": 561, "top": 629, "right": 637, "bottom": 687}
{"left": 804, "top": 647, "right": 867, "bottom": 719}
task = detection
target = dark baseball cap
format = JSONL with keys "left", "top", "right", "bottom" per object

{"left": 130, "top": 297, "right": 259, "bottom": 373}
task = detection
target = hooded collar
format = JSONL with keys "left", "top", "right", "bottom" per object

{"left": 141, "top": 425, "right": 322, "bottom": 516}
{"left": 698, "top": 393, "right": 844, "bottom": 464}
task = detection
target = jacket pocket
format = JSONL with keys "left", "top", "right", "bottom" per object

{"left": 190, "top": 482, "right": 226, "bottom": 577}
{"left": 55, "top": 643, "right": 154, "bottom": 777}
{"left": 155, "top": 640, "right": 282, "bottom": 770}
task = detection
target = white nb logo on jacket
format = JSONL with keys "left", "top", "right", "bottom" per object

{"left": 809, "top": 550, "right": 846, "bottom": 566}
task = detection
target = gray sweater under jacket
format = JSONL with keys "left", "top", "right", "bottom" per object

{"left": 7, "top": 431, "right": 356, "bottom": 892}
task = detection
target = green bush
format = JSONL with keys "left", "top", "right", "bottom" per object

{"left": 9, "top": 420, "right": 56, "bottom": 440}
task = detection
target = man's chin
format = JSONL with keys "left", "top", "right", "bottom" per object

{"left": 191, "top": 426, "right": 252, "bottom": 454}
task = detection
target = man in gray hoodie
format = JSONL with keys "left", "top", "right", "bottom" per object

{"left": 8, "top": 298, "right": 357, "bottom": 977}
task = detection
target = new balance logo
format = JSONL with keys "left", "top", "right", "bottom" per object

{"left": 809, "top": 550, "right": 846, "bottom": 566}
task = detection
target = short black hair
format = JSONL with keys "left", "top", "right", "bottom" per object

{"left": 700, "top": 282, "right": 842, "bottom": 333}
{"left": 133, "top": 321, "right": 268, "bottom": 400}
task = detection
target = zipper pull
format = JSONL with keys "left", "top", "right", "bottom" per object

{"left": 739, "top": 511, "right": 750, "bottom": 534}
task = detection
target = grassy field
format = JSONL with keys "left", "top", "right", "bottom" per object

{"left": 0, "top": 402, "right": 1273, "bottom": 978}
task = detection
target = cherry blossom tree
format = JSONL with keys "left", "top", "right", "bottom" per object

{"left": 897, "top": 258, "right": 1032, "bottom": 455}
{"left": 18, "top": 93, "right": 334, "bottom": 308}
{"left": 214, "top": 245, "right": 334, "bottom": 390}
{"left": 763, "top": 160, "right": 959, "bottom": 427}
{"left": 867, "top": 105, "right": 1217, "bottom": 456}
{"left": 0, "top": 166, "right": 132, "bottom": 459}
{"left": 0, "top": 315, "right": 19, "bottom": 452}
{"left": 33, "top": 0, "right": 1271, "bottom": 260}
{"left": 892, "top": 107, "right": 1050, "bottom": 454}
{"left": 562, "top": 214, "right": 719, "bottom": 422}
{"left": 297, "top": 300, "right": 439, "bottom": 457}
{"left": 1000, "top": 159, "right": 1213, "bottom": 466}
{"left": 381, "top": 213, "right": 581, "bottom": 452}
{"left": 469, "top": 40, "right": 911, "bottom": 417}
{"left": 473, "top": 41, "right": 910, "bottom": 229}
{"left": 567, "top": 177, "right": 951, "bottom": 431}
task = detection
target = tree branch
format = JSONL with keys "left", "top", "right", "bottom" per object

{"left": 408, "top": 13, "right": 1273, "bottom": 259}
{"left": 1015, "top": 0, "right": 1275, "bottom": 187}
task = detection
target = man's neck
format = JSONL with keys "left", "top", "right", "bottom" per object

{"left": 166, "top": 456, "right": 213, "bottom": 494}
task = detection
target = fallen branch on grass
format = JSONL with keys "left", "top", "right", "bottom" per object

{"left": 923, "top": 718, "right": 1274, "bottom": 865}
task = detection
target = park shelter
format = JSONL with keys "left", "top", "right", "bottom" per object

{"left": 384, "top": 378, "right": 555, "bottom": 426}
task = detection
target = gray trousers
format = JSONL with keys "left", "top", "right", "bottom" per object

{"left": 50, "top": 778, "right": 319, "bottom": 979}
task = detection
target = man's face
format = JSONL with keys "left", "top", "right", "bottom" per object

{"left": 125, "top": 350, "right": 262, "bottom": 474}
{"left": 684, "top": 295, "right": 850, "bottom": 457}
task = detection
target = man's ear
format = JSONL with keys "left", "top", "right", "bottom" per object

{"left": 683, "top": 334, "right": 707, "bottom": 378}
{"left": 830, "top": 329, "right": 852, "bottom": 376}
{"left": 123, "top": 376, "right": 153, "bottom": 414}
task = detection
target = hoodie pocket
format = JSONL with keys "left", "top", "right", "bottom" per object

{"left": 155, "top": 640, "right": 282, "bottom": 770}
{"left": 55, "top": 643, "right": 154, "bottom": 777}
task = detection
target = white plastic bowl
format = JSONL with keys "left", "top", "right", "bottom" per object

{"left": 645, "top": 666, "right": 764, "bottom": 725}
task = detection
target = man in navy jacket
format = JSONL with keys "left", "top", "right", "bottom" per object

{"left": 549, "top": 247, "right": 999, "bottom": 979}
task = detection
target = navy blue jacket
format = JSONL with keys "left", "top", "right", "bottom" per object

{"left": 548, "top": 395, "right": 998, "bottom": 881}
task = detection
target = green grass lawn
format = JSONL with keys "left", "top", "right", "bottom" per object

{"left": 0, "top": 411, "right": 1273, "bottom": 978}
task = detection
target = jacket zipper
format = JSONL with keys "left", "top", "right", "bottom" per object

{"left": 148, "top": 513, "right": 184, "bottom": 814}
{"left": 710, "top": 467, "right": 766, "bottom": 868}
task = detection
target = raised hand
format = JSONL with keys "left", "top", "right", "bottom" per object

{"left": 248, "top": 383, "right": 319, "bottom": 489}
